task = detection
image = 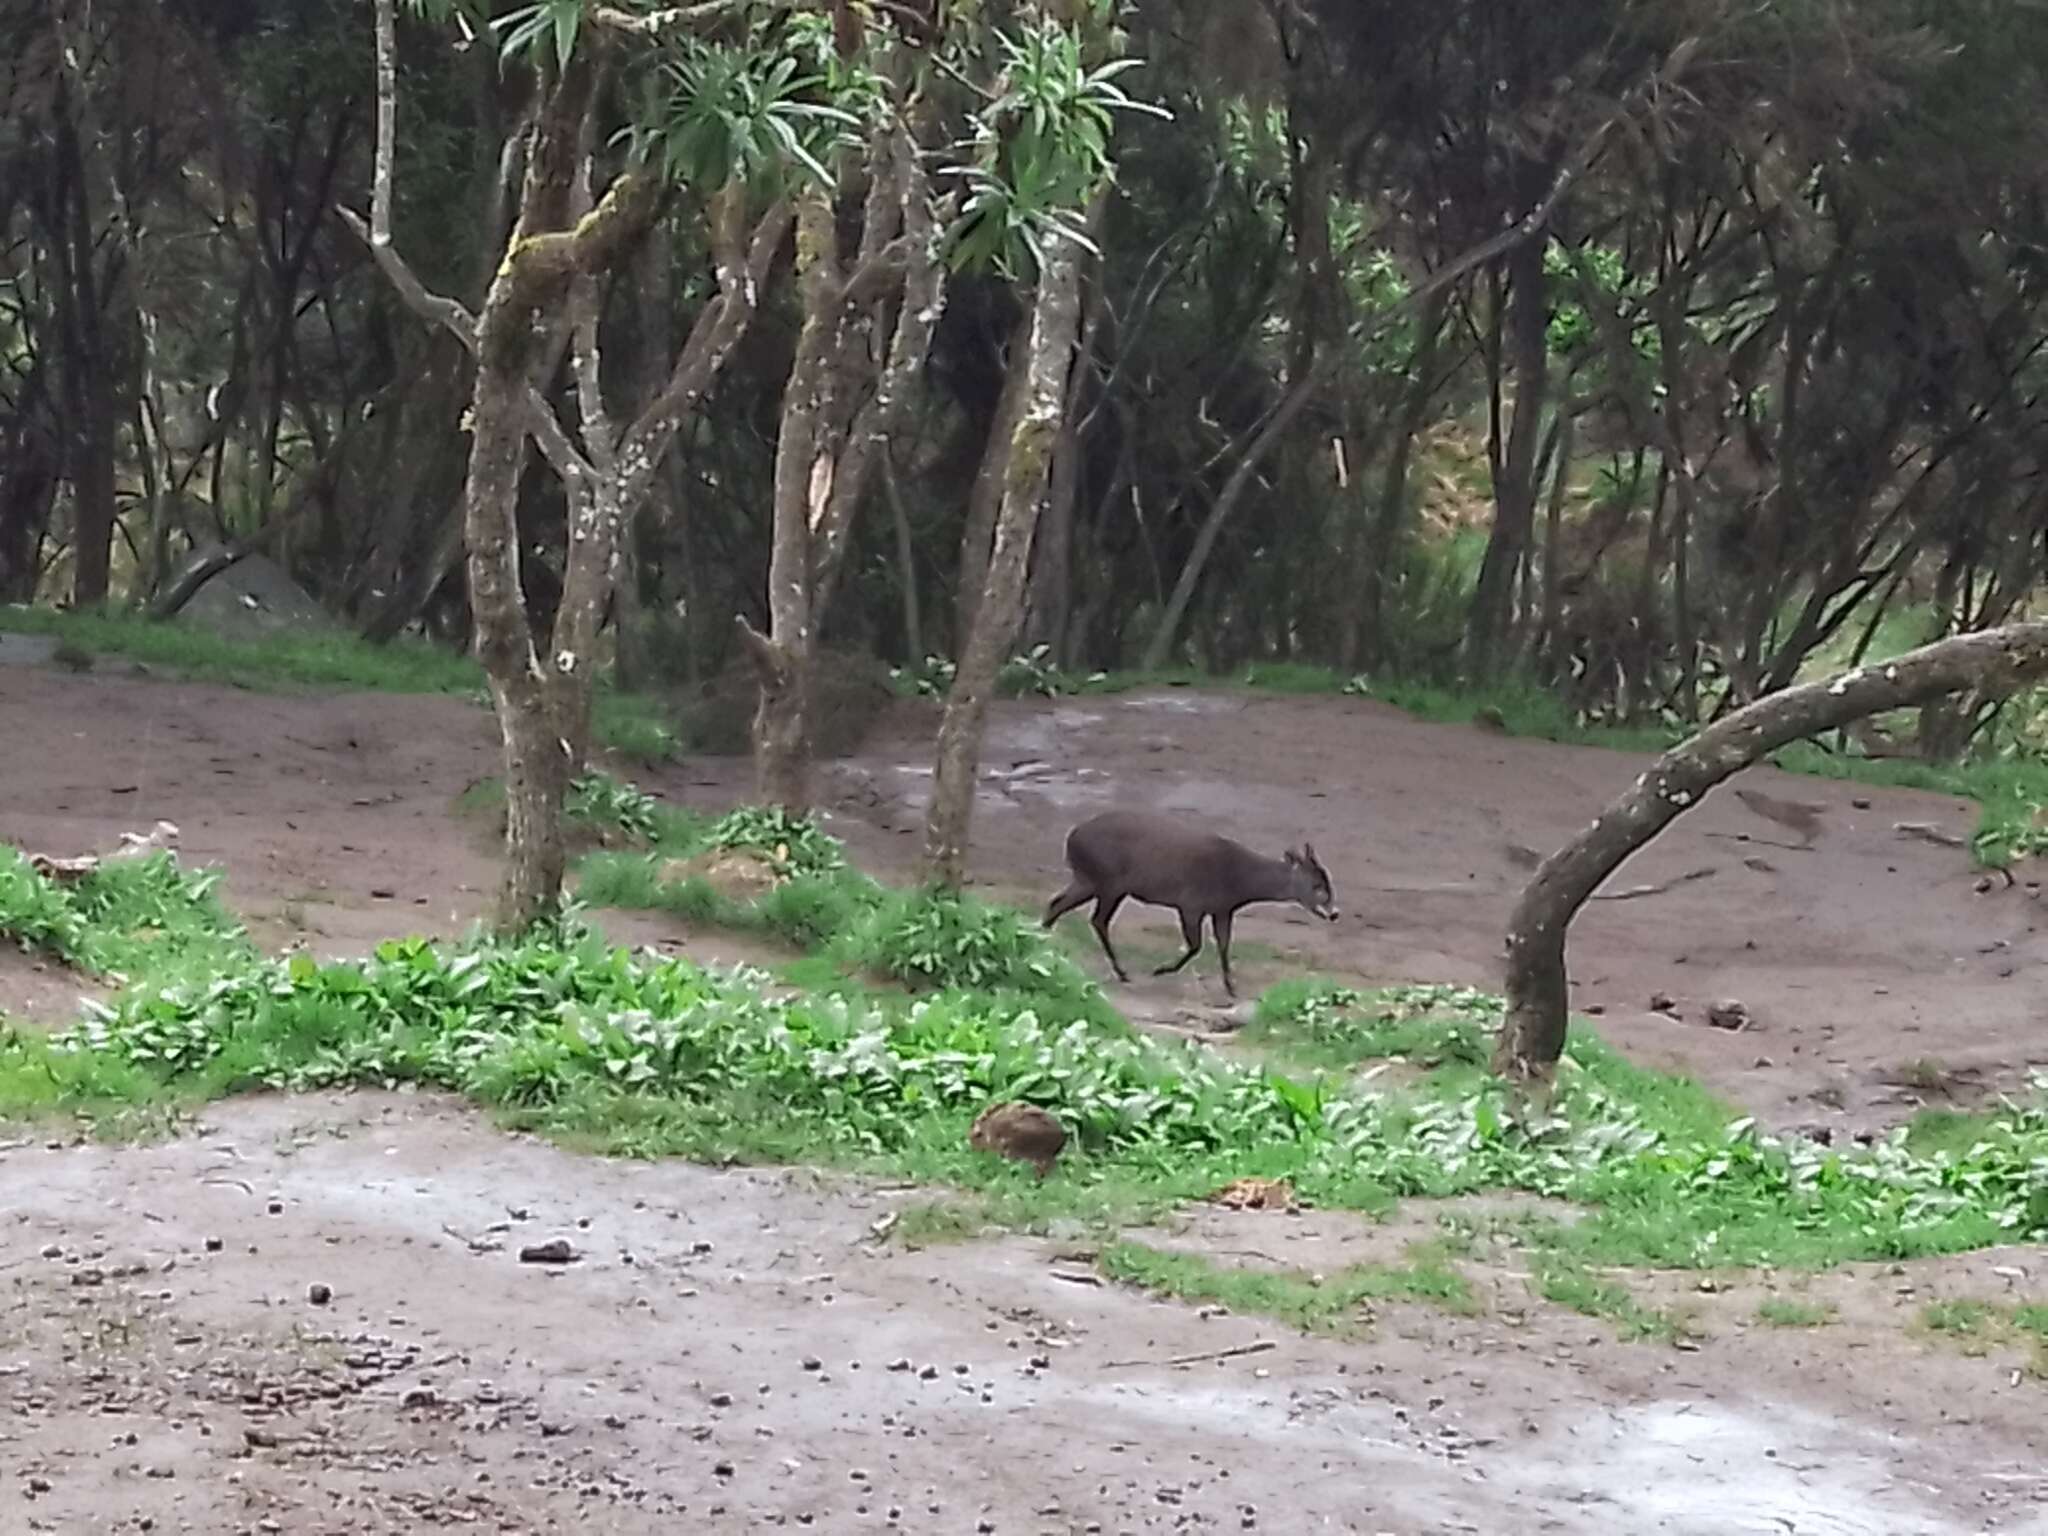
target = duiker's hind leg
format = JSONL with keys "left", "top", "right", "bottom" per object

{"left": 1153, "top": 908, "right": 1205, "bottom": 977}
{"left": 1089, "top": 893, "right": 1132, "bottom": 982}
{"left": 1213, "top": 911, "right": 1237, "bottom": 999}
{"left": 1043, "top": 880, "right": 1092, "bottom": 928}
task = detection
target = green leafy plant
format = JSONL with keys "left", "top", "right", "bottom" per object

{"left": 566, "top": 773, "right": 661, "bottom": 842}
{"left": 704, "top": 806, "right": 848, "bottom": 877}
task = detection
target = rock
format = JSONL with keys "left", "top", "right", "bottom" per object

{"left": 1851, "top": 796, "right": 1873, "bottom": 810}
{"left": 518, "top": 1239, "right": 577, "bottom": 1265}
{"left": 1706, "top": 998, "right": 1752, "bottom": 1031}
{"left": 307, "top": 1283, "right": 333, "bottom": 1306}
{"left": 172, "top": 544, "right": 338, "bottom": 640}
{"left": 1648, "top": 991, "right": 1677, "bottom": 1014}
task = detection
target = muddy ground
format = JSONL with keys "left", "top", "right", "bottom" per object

{"left": 3, "top": 661, "right": 2046, "bottom": 1532}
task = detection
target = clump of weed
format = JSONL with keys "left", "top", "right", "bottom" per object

{"left": 1755, "top": 1296, "right": 1833, "bottom": 1328}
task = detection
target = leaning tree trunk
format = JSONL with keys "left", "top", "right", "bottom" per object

{"left": 1497, "top": 621, "right": 2048, "bottom": 1079}
{"left": 922, "top": 236, "right": 1087, "bottom": 888}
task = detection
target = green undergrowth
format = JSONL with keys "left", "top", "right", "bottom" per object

{"left": 0, "top": 607, "right": 678, "bottom": 765}
{"left": 573, "top": 800, "right": 1118, "bottom": 1022}
{"left": 9, "top": 848, "right": 2048, "bottom": 1278}
{"left": 1098, "top": 1239, "right": 1479, "bottom": 1336}
{"left": 1755, "top": 1296, "right": 1835, "bottom": 1328}
{"left": 1532, "top": 1255, "right": 1701, "bottom": 1344}
{"left": 0, "top": 847, "right": 252, "bottom": 982}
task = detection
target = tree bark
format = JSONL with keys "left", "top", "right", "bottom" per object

{"left": 922, "top": 235, "right": 1086, "bottom": 887}
{"left": 1137, "top": 353, "right": 1331, "bottom": 673}
{"left": 1497, "top": 622, "right": 2048, "bottom": 1080}
{"left": 1466, "top": 230, "right": 1550, "bottom": 679}
{"left": 745, "top": 110, "right": 947, "bottom": 811}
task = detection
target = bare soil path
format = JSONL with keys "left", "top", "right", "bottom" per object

{"left": 4, "top": 662, "right": 2047, "bottom": 1532}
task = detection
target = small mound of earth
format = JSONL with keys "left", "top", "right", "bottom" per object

{"left": 656, "top": 848, "right": 782, "bottom": 904}
{"left": 678, "top": 648, "right": 898, "bottom": 757}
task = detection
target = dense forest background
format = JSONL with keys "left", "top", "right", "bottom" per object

{"left": 7, "top": 0, "right": 2048, "bottom": 770}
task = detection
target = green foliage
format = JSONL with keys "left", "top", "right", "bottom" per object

{"left": 638, "top": 26, "right": 861, "bottom": 190}
{"left": 1756, "top": 1296, "right": 1834, "bottom": 1328}
{"left": 0, "top": 607, "right": 479, "bottom": 695}
{"left": 1532, "top": 1257, "right": 1694, "bottom": 1344}
{"left": 19, "top": 846, "right": 2048, "bottom": 1278}
{"left": 0, "top": 849, "right": 250, "bottom": 982}
{"left": 945, "top": 15, "right": 1167, "bottom": 277}
{"left": 704, "top": 805, "right": 847, "bottom": 877}
{"left": 566, "top": 773, "right": 662, "bottom": 842}
{"left": 1099, "top": 1240, "right": 1478, "bottom": 1335}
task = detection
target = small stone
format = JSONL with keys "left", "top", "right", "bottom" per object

{"left": 709, "top": 1392, "right": 734, "bottom": 1408}
{"left": 1706, "top": 998, "right": 1752, "bottom": 1031}
{"left": 713, "top": 1460, "right": 735, "bottom": 1478}
{"left": 518, "top": 1239, "right": 577, "bottom": 1265}
{"left": 38, "top": 1243, "right": 60, "bottom": 1260}
{"left": 1649, "top": 991, "right": 1677, "bottom": 1013}
{"left": 267, "top": 1200, "right": 284, "bottom": 1216}
{"left": 307, "top": 1283, "right": 333, "bottom": 1306}
{"left": 1851, "top": 796, "right": 1872, "bottom": 810}
{"left": 203, "top": 1236, "right": 223, "bottom": 1253}
{"left": 802, "top": 1355, "right": 823, "bottom": 1372}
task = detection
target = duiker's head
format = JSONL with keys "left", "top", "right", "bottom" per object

{"left": 1283, "top": 842, "right": 1338, "bottom": 922}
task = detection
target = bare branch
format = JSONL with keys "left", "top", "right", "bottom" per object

{"left": 589, "top": 2, "right": 738, "bottom": 37}
{"left": 622, "top": 189, "right": 792, "bottom": 463}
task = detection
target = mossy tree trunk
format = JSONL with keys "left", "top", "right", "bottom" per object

{"left": 351, "top": 0, "right": 784, "bottom": 932}
{"left": 1497, "top": 622, "right": 2048, "bottom": 1079}
{"left": 922, "top": 235, "right": 1088, "bottom": 888}
{"left": 741, "top": 110, "right": 948, "bottom": 813}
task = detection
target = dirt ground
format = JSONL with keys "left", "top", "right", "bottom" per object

{"left": 4, "top": 661, "right": 2048, "bottom": 1532}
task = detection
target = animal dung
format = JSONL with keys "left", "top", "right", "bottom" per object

{"left": 968, "top": 1102, "right": 1067, "bottom": 1179}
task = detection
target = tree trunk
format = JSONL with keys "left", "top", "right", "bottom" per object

{"left": 923, "top": 236, "right": 1086, "bottom": 887}
{"left": 1497, "top": 621, "right": 2048, "bottom": 1079}
{"left": 1137, "top": 354, "right": 1330, "bottom": 673}
{"left": 954, "top": 306, "right": 1035, "bottom": 647}
{"left": 1466, "top": 232, "right": 1550, "bottom": 679}
{"left": 1366, "top": 288, "right": 1452, "bottom": 648}
{"left": 883, "top": 445, "right": 923, "bottom": 662}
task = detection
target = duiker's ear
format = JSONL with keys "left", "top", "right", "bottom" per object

{"left": 1302, "top": 841, "right": 1319, "bottom": 865}
{"left": 1283, "top": 848, "right": 1301, "bottom": 867}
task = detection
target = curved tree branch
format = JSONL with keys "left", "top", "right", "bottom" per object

{"left": 1497, "top": 620, "right": 2048, "bottom": 1080}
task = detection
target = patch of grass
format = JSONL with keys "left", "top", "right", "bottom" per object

{"left": 593, "top": 694, "right": 679, "bottom": 764}
{"left": 575, "top": 806, "right": 1116, "bottom": 1020}
{"left": 1533, "top": 1257, "right": 1696, "bottom": 1344}
{"left": 1904, "top": 1107, "right": 2001, "bottom": 1159}
{"left": 1921, "top": 1298, "right": 1996, "bottom": 1337}
{"left": 20, "top": 846, "right": 2048, "bottom": 1283}
{"left": 0, "top": 848, "right": 251, "bottom": 983}
{"left": 2, "top": 605, "right": 681, "bottom": 765}
{"left": 1249, "top": 979, "right": 1494, "bottom": 1074}
{"left": 891, "top": 1200, "right": 985, "bottom": 1247}
{"left": 1098, "top": 1239, "right": 1478, "bottom": 1336}
{"left": 1, "top": 605, "right": 479, "bottom": 694}
{"left": 566, "top": 773, "right": 662, "bottom": 842}
{"left": 1755, "top": 1296, "right": 1834, "bottom": 1328}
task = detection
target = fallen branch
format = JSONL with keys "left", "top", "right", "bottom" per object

{"left": 1894, "top": 820, "right": 1966, "bottom": 850}
{"left": 1588, "top": 865, "right": 1719, "bottom": 902}
{"left": 1104, "top": 1339, "right": 1278, "bottom": 1370}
